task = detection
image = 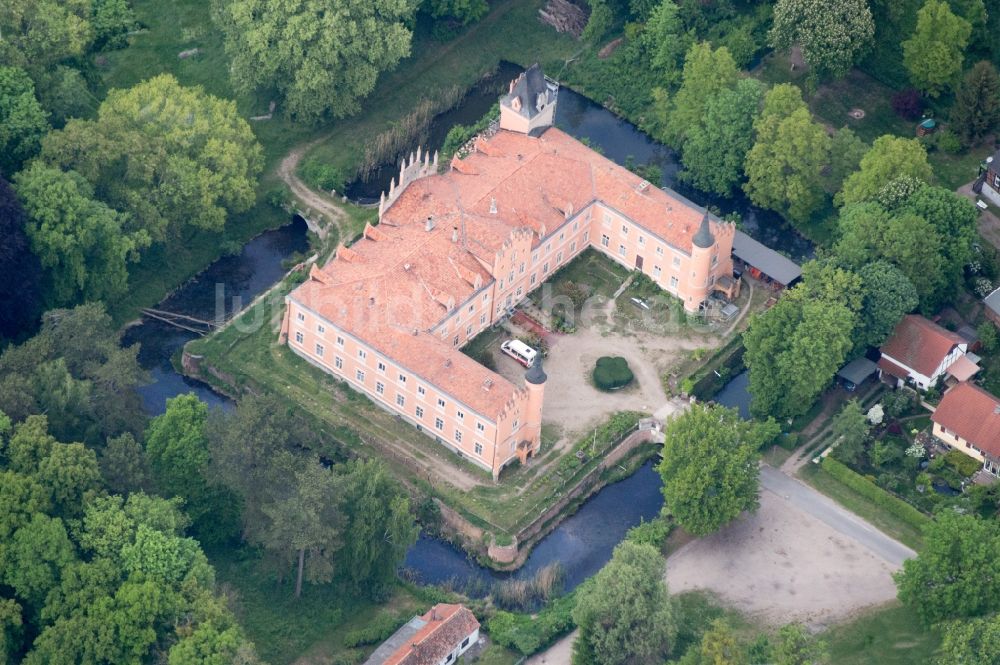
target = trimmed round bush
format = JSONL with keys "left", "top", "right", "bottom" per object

{"left": 593, "top": 356, "right": 633, "bottom": 391}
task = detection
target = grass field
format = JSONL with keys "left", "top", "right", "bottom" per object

{"left": 798, "top": 463, "right": 925, "bottom": 551}
{"left": 824, "top": 603, "right": 940, "bottom": 665}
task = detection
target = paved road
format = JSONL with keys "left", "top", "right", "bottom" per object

{"left": 760, "top": 464, "right": 916, "bottom": 567}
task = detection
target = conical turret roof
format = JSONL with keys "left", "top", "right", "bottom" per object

{"left": 692, "top": 211, "right": 714, "bottom": 249}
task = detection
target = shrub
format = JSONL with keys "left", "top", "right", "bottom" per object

{"left": 891, "top": 89, "right": 923, "bottom": 120}
{"left": 593, "top": 356, "right": 634, "bottom": 391}
{"left": 821, "top": 457, "right": 930, "bottom": 529}
{"left": 625, "top": 515, "right": 672, "bottom": 548}
{"left": 936, "top": 130, "right": 962, "bottom": 154}
{"left": 301, "top": 158, "right": 345, "bottom": 191}
{"left": 944, "top": 449, "right": 982, "bottom": 477}
{"left": 978, "top": 322, "right": 1000, "bottom": 353}
{"left": 486, "top": 591, "right": 577, "bottom": 655}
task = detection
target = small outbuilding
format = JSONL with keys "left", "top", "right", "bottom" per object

{"left": 731, "top": 231, "right": 802, "bottom": 290}
{"left": 364, "top": 604, "right": 480, "bottom": 665}
{"left": 836, "top": 357, "right": 878, "bottom": 392}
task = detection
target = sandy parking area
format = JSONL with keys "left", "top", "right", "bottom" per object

{"left": 665, "top": 490, "right": 901, "bottom": 628}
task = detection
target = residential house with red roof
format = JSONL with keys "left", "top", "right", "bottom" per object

{"left": 280, "top": 65, "right": 738, "bottom": 478}
{"left": 364, "top": 604, "right": 480, "bottom": 665}
{"left": 932, "top": 382, "right": 1000, "bottom": 476}
{"left": 877, "top": 315, "right": 975, "bottom": 391}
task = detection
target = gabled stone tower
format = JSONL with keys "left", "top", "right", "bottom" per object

{"left": 499, "top": 64, "right": 558, "bottom": 136}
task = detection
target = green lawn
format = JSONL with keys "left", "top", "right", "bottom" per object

{"left": 824, "top": 603, "right": 940, "bottom": 665}
{"left": 211, "top": 547, "right": 444, "bottom": 665}
{"left": 798, "top": 464, "right": 925, "bottom": 551}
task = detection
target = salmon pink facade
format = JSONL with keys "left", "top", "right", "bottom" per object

{"left": 281, "top": 66, "right": 736, "bottom": 478}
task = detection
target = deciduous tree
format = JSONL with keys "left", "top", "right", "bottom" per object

{"left": 664, "top": 42, "right": 739, "bottom": 146}
{"left": 902, "top": 0, "right": 971, "bottom": 97}
{"left": 572, "top": 541, "right": 676, "bottom": 665}
{"left": 14, "top": 163, "right": 144, "bottom": 306}
{"left": 658, "top": 404, "right": 778, "bottom": 535}
{"left": 423, "top": 0, "right": 488, "bottom": 25}
{"left": 212, "top": 0, "right": 415, "bottom": 122}
{"left": 40, "top": 74, "right": 262, "bottom": 242}
{"left": 0, "top": 0, "right": 93, "bottom": 69}
{"left": 643, "top": 0, "right": 684, "bottom": 80}
{"left": 680, "top": 78, "right": 763, "bottom": 195}
{"left": 855, "top": 261, "right": 919, "bottom": 350}
{"left": 836, "top": 135, "right": 932, "bottom": 206}
{"left": 772, "top": 623, "right": 828, "bottom": 665}
{"left": 0, "top": 304, "right": 148, "bottom": 444}
{"left": 337, "top": 459, "right": 418, "bottom": 594}
{"left": 91, "top": 0, "right": 137, "bottom": 49}
{"left": 769, "top": 0, "right": 875, "bottom": 79}
{"left": 743, "top": 99, "right": 831, "bottom": 226}
{"left": 0, "top": 66, "right": 49, "bottom": 175}
{"left": 743, "top": 265, "right": 860, "bottom": 419}
{"left": 829, "top": 400, "right": 869, "bottom": 465}
{"left": 145, "top": 394, "right": 239, "bottom": 545}
{"left": 895, "top": 510, "right": 1000, "bottom": 623}
{"left": 826, "top": 127, "right": 867, "bottom": 193}
{"left": 938, "top": 613, "right": 1000, "bottom": 665}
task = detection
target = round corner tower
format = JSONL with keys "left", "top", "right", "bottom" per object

{"left": 685, "top": 212, "right": 716, "bottom": 313}
{"left": 522, "top": 354, "right": 547, "bottom": 460}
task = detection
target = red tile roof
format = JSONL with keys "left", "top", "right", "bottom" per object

{"left": 933, "top": 382, "right": 1000, "bottom": 456}
{"left": 384, "top": 604, "right": 479, "bottom": 665}
{"left": 877, "top": 355, "right": 910, "bottom": 380}
{"left": 288, "top": 126, "right": 722, "bottom": 417}
{"left": 879, "top": 315, "right": 966, "bottom": 378}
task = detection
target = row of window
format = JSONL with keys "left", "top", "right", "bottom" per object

{"left": 292, "top": 325, "right": 492, "bottom": 434}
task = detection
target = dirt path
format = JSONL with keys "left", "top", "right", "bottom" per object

{"left": 526, "top": 629, "right": 576, "bottom": 665}
{"left": 277, "top": 139, "right": 348, "bottom": 239}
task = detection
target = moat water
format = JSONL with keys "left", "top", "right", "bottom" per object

{"left": 128, "top": 67, "right": 772, "bottom": 591}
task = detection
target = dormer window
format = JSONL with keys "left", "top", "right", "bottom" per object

{"left": 511, "top": 96, "right": 522, "bottom": 111}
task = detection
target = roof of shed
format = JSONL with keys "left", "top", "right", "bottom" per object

{"left": 731, "top": 231, "right": 802, "bottom": 285}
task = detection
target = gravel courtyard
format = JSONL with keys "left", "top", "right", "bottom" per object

{"left": 665, "top": 488, "right": 904, "bottom": 628}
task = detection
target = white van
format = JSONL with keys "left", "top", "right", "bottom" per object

{"left": 501, "top": 339, "right": 537, "bottom": 367}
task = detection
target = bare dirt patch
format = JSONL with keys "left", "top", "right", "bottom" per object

{"left": 665, "top": 491, "right": 900, "bottom": 628}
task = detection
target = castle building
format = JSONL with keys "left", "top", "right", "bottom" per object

{"left": 281, "top": 65, "right": 736, "bottom": 479}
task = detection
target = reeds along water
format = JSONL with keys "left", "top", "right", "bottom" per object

{"left": 403, "top": 562, "right": 566, "bottom": 611}
{"left": 357, "top": 85, "right": 465, "bottom": 183}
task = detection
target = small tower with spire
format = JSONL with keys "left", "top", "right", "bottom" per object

{"left": 686, "top": 211, "right": 716, "bottom": 313}
{"left": 520, "top": 354, "right": 548, "bottom": 462}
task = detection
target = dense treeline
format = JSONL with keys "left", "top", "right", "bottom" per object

{"left": 569, "top": 0, "right": 998, "bottom": 422}
{"left": 0, "top": 303, "right": 419, "bottom": 659}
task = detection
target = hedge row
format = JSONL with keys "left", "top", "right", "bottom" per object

{"left": 821, "top": 457, "right": 930, "bottom": 529}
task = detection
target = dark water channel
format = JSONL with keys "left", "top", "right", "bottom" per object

{"left": 122, "top": 216, "right": 310, "bottom": 416}
{"left": 129, "top": 66, "right": 764, "bottom": 592}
